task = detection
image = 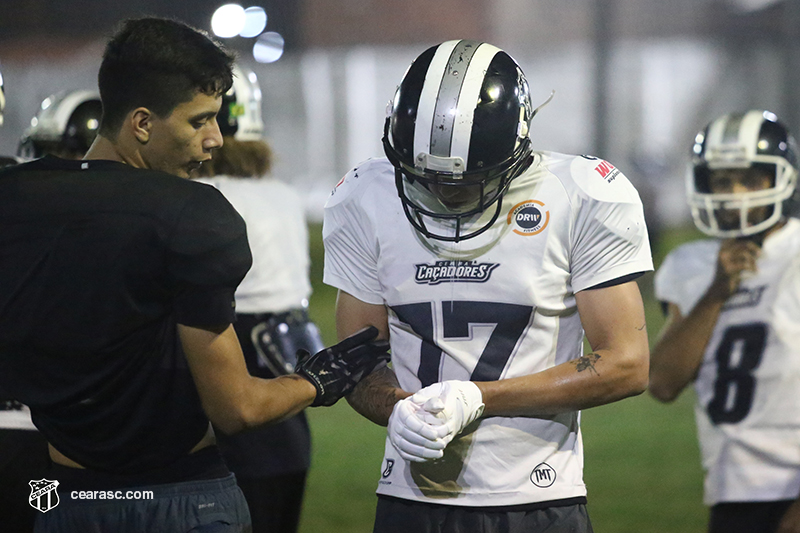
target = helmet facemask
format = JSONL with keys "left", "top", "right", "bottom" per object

{"left": 384, "top": 118, "right": 532, "bottom": 242}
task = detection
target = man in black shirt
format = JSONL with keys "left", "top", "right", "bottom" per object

{"left": 0, "top": 18, "right": 386, "bottom": 533}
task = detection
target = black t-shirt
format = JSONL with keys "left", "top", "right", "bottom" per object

{"left": 0, "top": 156, "right": 252, "bottom": 474}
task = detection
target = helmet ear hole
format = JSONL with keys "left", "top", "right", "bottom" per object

{"left": 383, "top": 40, "right": 535, "bottom": 242}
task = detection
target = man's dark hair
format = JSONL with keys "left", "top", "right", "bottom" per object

{"left": 98, "top": 17, "right": 235, "bottom": 138}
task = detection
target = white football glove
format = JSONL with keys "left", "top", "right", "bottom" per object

{"left": 387, "top": 397, "right": 449, "bottom": 462}
{"left": 412, "top": 380, "right": 485, "bottom": 447}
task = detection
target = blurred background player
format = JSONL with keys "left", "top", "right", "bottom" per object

{"left": 0, "top": 67, "right": 49, "bottom": 533}
{"left": 0, "top": 70, "right": 20, "bottom": 168}
{"left": 195, "top": 64, "right": 323, "bottom": 533}
{"left": 17, "top": 89, "right": 101, "bottom": 161}
{"left": 649, "top": 110, "right": 800, "bottom": 533}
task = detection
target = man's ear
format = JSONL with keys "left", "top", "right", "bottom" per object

{"left": 130, "top": 107, "right": 153, "bottom": 144}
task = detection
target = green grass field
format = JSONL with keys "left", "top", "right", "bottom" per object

{"left": 299, "top": 223, "right": 709, "bottom": 533}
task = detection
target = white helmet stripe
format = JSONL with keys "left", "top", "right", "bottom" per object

{"left": 429, "top": 40, "right": 479, "bottom": 157}
{"left": 738, "top": 110, "right": 768, "bottom": 160}
{"left": 413, "top": 40, "right": 502, "bottom": 163}
{"left": 413, "top": 40, "right": 458, "bottom": 159}
{"left": 705, "top": 110, "right": 765, "bottom": 166}
{"left": 449, "top": 43, "right": 502, "bottom": 163}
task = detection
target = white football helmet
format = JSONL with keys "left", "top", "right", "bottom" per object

{"left": 217, "top": 64, "right": 264, "bottom": 141}
{"left": 18, "top": 90, "right": 101, "bottom": 159}
{"left": 688, "top": 110, "right": 798, "bottom": 238}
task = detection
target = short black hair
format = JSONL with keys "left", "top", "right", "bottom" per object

{"left": 98, "top": 17, "right": 235, "bottom": 138}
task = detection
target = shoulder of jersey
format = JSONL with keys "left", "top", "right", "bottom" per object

{"left": 659, "top": 239, "right": 719, "bottom": 277}
{"left": 538, "top": 152, "right": 640, "bottom": 204}
{"left": 325, "top": 157, "right": 393, "bottom": 208}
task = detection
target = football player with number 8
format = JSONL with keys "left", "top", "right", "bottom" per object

{"left": 650, "top": 110, "right": 800, "bottom": 533}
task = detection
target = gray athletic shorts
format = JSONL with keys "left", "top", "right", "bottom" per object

{"left": 374, "top": 495, "right": 594, "bottom": 533}
{"left": 34, "top": 473, "right": 251, "bottom": 533}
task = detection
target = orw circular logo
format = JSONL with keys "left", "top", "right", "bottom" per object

{"left": 508, "top": 200, "right": 549, "bottom": 236}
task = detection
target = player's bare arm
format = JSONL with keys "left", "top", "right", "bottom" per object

{"left": 347, "top": 365, "right": 411, "bottom": 426}
{"left": 179, "top": 323, "right": 317, "bottom": 434}
{"left": 336, "top": 291, "right": 411, "bottom": 425}
{"left": 649, "top": 239, "right": 760, "bottom": 403}
{"left": 475, "top": 280, "right": 649, "bottom": 417}
{"left": 777, "top": 497, "right": 800, "bottom": 533}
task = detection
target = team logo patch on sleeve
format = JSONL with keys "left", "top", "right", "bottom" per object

{"left": 508, "top": 200, "right": 549, "bottom": 236}
{"left": 414, "top": 260, "right": 499, "bottom": 285}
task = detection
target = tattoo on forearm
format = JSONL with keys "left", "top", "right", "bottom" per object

{"left": 573, "top": 353, "right": 601, "bottom": 375}
{"left": 347, "top": 365, "right": 403, "bottom": 426}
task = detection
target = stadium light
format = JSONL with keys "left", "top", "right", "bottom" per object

{"left": 240, "top": 7, "right": 267, "bottom": 38}
{"left": 211, "top": 4, "right": 246, "bottom": 38}
{"left": 253, "top": 32, "right": 284, "bottom": 63}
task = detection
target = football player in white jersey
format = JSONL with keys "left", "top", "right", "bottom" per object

{"left": 650, "top": 110, "right": 800, "bottom": 533}
{"left": 323, "top": 40, "right": 653, "bottom": 532}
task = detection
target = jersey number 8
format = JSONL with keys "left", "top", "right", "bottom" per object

{"left": 706, "top": 323, "right": 767, "bottom": 425}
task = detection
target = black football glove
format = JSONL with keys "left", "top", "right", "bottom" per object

{"left": 295, "top": 326, "right": 391, "bottom": 407}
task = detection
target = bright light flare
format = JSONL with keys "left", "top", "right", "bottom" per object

{"left": 253, "top": 32, "right": 285, "bottom": 63}
{"left": 240, "top": 7, "right": 267, "bottom": 38}
{"left": 211, "top": 4, "right": 246, "bottom": 38}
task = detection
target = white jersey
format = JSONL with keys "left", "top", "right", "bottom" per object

{"left": 654, "top": 219, "right": 800, "bottom": 506}
{"left": 0, "top": 403, "right": 36, "bottom": 430}
{"left": 323, "top": 153, "right": 652, "bottom": 507}
{"left": 197, "top": 176, "right": 312, "bottom": 314}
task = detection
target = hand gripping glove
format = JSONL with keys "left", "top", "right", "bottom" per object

{"left": 295, "top": 326, "right": 390, "bottom": 407}
{"left": 387, "top": 397, "right": 450, "bottom": 462}
{"left": 412, "top": 380, "right": 485, "bottom": 447}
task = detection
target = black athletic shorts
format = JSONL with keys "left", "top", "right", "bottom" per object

{"left": 709, "top": 500, "right": 794, "bottom": 533}
{"left": 374, "top": 495, "right": 594, "bottom": 533}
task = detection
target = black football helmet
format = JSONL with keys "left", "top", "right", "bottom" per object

{"left": 688, "top": 110, "right": 798, "bottom": 238}
{"left": 18, "top": 90, "right": 102, "bottom": 160}
{"left": 383, "top": 40, "right": 537, "bottom": 242}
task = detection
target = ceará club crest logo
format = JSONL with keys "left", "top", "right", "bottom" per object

{"left": 507, "top": 200, "right": 549, "bottom": 236}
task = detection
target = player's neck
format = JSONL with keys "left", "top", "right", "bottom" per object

{"left": 84, "top": 133, "right": 145, "bottom": 170}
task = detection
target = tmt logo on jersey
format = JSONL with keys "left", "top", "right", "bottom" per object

{"left": 508, "top": 200, "right": 549, "bottom": 236}
{"left": 530, "top": 463, "right": 556, "bottom": 488}
{"left": 414, "top": 260, "right": 499, "bottom": 285}
{"left": 29, "top": 479, "right": 59, "bottom": 513}
{"left": 594, "top": 160, "right": 621, "bottom": 183}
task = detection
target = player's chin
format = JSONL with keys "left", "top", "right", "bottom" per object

{"left": 182, "top": 162, "right": 203, "bottom": 179}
